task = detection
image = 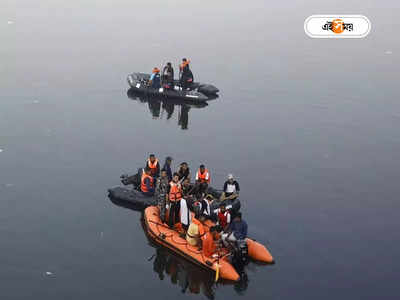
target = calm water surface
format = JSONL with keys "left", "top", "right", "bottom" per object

{"left": 1, "top": 0, "right": 400, "bottom": 299}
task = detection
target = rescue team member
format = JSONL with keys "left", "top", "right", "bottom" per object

{"left": 168, "top": 173, "right": 183, "bottom": 228}
{"left": 216, "top": 203, "right": 231, "bottom": 231}
{"left": 155, "top": 170, "right": 169, "bottom": 223}
{"left": 186, "top": 214, "right": 206, "bottom": 247}
{"left": 195, "top": 164, "right": 210, "bottom": 197}
{"left": 202, "top": 226, "right": 220, "bottom": 258}
{"left": 179, "top": 58, "right": 194, "bottom": 90}
{"left": 162, "top": 156, "right": 173, "bottom": 182}
{"left": 222, "top": 212, "right": 247, "bottom": 247}
{"left": 162, "top": 62, "right": 174, "bottom": 89}
{"left": 149, "top": 67, "right": 161, "bottom": 89}
{"left": 141, "top": 167, "right": 155, "bottom": 197}
{"left": 220, "top": 174, "right": 240, "bottom": 201}
{"left": 145, "top": 154, "right": 160, "bottom": 178}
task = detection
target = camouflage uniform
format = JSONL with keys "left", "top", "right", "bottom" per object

{"left": 155, "top": 177, "right": 169, "bottom": 222}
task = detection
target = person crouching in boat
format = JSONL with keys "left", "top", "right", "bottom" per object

{"left": 145, "top": 154, "right": 160, "bottom": 179}
{"left": 149, "top": 67, "right": 161, "bottom": 89}
{"left": 195, "top": 164, "right": 210, "bottom": 198}
{"left": 168, "top": 173, "right": 190, "bottom": 231}
{"left": 162, "top": 62, "right": 174, "bottom": 90}
{"left": 202, "top": 226, "right": 220, "bottom": 258}
{"left": 155, "top": 170, "right": 169, "bottom": 223}
{"left": 220, "top": 174, "right": 240, "bottom": 201}
{"left": 141, "top": 167, "right": 155, "bottom": 197}
{"left": 221, "top": 212, "right": 247, "bottom": 248}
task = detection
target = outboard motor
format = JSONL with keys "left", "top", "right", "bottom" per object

{"left": 231, "top": 239, "right": 249, "bottom": 273}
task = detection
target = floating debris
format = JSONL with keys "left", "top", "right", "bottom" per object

{"left": 45, "top": 271, "right": 53, "bottom": 276}
{"left": 7, "top": 21, "right": 14, "bottom": 25}
{"left": 33, "top": 100, "right": 40, "bottom": 104}
{"left": 0, "top": 149, "right": 3, "bottom": 153}
{"left": 385, "top": 50, "right": 393, "bottom": 55}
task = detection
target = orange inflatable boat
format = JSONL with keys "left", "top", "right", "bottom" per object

{"left": 143, "top": 206, "right": 274, "bottom": 282}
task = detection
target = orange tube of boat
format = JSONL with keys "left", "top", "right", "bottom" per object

{"left": 217, "top": 260, "right": 240, "bottom": 281}
{"left": 247, "top": 239, "right": 274, "bottom": 263}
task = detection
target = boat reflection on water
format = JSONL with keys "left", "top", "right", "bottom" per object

{"left": 127, "top": 88, "right": 216, "bottom": 130}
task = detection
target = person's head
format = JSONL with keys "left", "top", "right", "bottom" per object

{"left": 149, "top": 154, "right": 156, "bottom": 163}
{"left": 144, "top": 167, "right": 151, "bottom": 175}
{"left": 160, "top": 169, "right": 167, "bottom": 178}
{"left": 182, "top": 58, "right": 187, "bottom": 62}
{"left": 220, "top": 203, "right": 226, "bottom": 213}
{"left": 205, "top": 194, "right": 214, "bottom": 203}
{"left": 210, "top": 226, "right": 219, "bottom": 238}
{"left": 152, "top": 67, "right": 160, "bottom": 74}
{"left": 180, "top": 162, "right": 188, "bottom": 170}
{"left": 167, "top": 62, "right": 172, "bottom": 67}
{"left": 234, "top": 212, "right": 242, "bottom": 222}
{"left": 166, "top": 156, "right": 172, "bottom": 165}
{"left": 183, "top": 178, "right": 190, "bottom": 185}
{"left": 199, "top": 164, "right": 205, "bottom": 173}
{"left": 199, "top": 214, "right": 206, "bottom": 223}
{"left": 172, "top": 172, "right": 180, "bottom": 182}
{"left": 227, "top": 174, "right": 234, "bottom": 183}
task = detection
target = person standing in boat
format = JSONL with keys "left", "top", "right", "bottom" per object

{"left": 141, "top": 167, "right": 155, "bottom": 197}
{"left": 145, "top": 154, "right": 160, "bottom": 179}
{"left": 149, "top": 67, "right": 161, "bottom": 89}
{"left": 168, "top": 173, "right": 184, "bottom": 228}
{"left": 162, "top": 62, "right": 174, "bottom": 89}
{"left": 155, "top": 170, "right": 170, "bottom": 223}
{"left": 195, "top": 164, "right": 210, "bottom": 198}
{"left": 162, "top": 156, "right": 173, "bottom": 182}
{"left": 179, "top": 58, "right": 194, "bottom": 90}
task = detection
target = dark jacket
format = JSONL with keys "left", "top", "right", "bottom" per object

{"left": 162, "top": 162, "right": 173, "bottom": 182}
{"left": 162, "top": 66, "right": 174, "bottom": 83}
{"left": 229, "top": 219, "right": 248, "bottom": 240}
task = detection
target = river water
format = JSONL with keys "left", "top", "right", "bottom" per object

{"left": 1, "top": 0, "right": 399, "bottom": 299}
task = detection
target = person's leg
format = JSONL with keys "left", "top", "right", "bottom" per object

{"left": 175, "top": 200, "right": 181, "bottom": 224}
{"left": 168, "top": 202, "right": 176, "bottom": 228}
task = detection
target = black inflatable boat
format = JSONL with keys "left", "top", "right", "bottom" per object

{"left": 108, "top": 171, "right": 240, "bottom": 213}
{"left": 127, "top": 73, "right": 219, "bottom": 102}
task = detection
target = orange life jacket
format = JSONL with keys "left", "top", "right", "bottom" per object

{"left": 196, "top": 169, "right": 210, "bottom": 184}
{"left": 141, "top": 173, "right": 154, "bottom": 193}
{"left": 169, "top": 181, "right": 183, "bottom": 202}
{"left": 191, "top": 217, "right": 205, "bottom": 237}
{"left": 147, "top": 158, "right": 159, "bottom": 176}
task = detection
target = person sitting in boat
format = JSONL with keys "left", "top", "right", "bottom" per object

{"left": 179, "top": 58, "right": 194, "bottom": 90}
{"left": 195, "top": 164, "right": 210, "bottom": 198}
{"left": 162, "top": 62, "right": 174, "bottom": 89}
{"left": 162, "top": 156, "right": 173, "bottom": 182}
{"left": 186, "top": 214, "right": 206, "bottom": 247}
{"left": 216, "top": 203, "right": 231, "bottom": 232}
{"left": 199, "top": 194, "right": 214, "bottom": 217}
{"left": 168, "top": 173, "right": 183, "bottom": 228}
{"left": 202, "top": 226, "right": 220, "bottom": 258}
{"left": 178, "top": 162, "right": 191, "bottom": 183}
{"left": 149, "top": 67, "right": 161, "bottom": 89}
{"left": 155, "top": 170, "right": 170, "bottom": 223}
{"left": 220, "top": 174, "right": 240, "bottom": 201}
{"left": 146, "top": 154, "right": 160, "bottom": 179}
{"left": 221, "top": 212, "right": 247, "bottom": 247}
{"left": 141, "top": 167, "right": 155, "bottom": 197}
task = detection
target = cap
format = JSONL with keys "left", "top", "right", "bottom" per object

{"left": 166, "top": 156, "right": 172, "bottom": 161}
{"left": 200, "top": 164, "right": 205, "bottom": 168}
{"left": 227, "top": 174, "right": 234, "bottom": 179}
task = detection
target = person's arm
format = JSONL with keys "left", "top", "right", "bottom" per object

{"left": 195, "top": 171, "right": 199, "bottom": 181}
{"left": 223, "top": 181, "right": 228, "bottom": 193}
{"left": 156, "top": 162, "right": 160, "bottom": 176}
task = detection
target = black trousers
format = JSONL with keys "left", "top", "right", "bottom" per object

{"left": 168, "top": 201, "right": 181, "bottom": 228}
